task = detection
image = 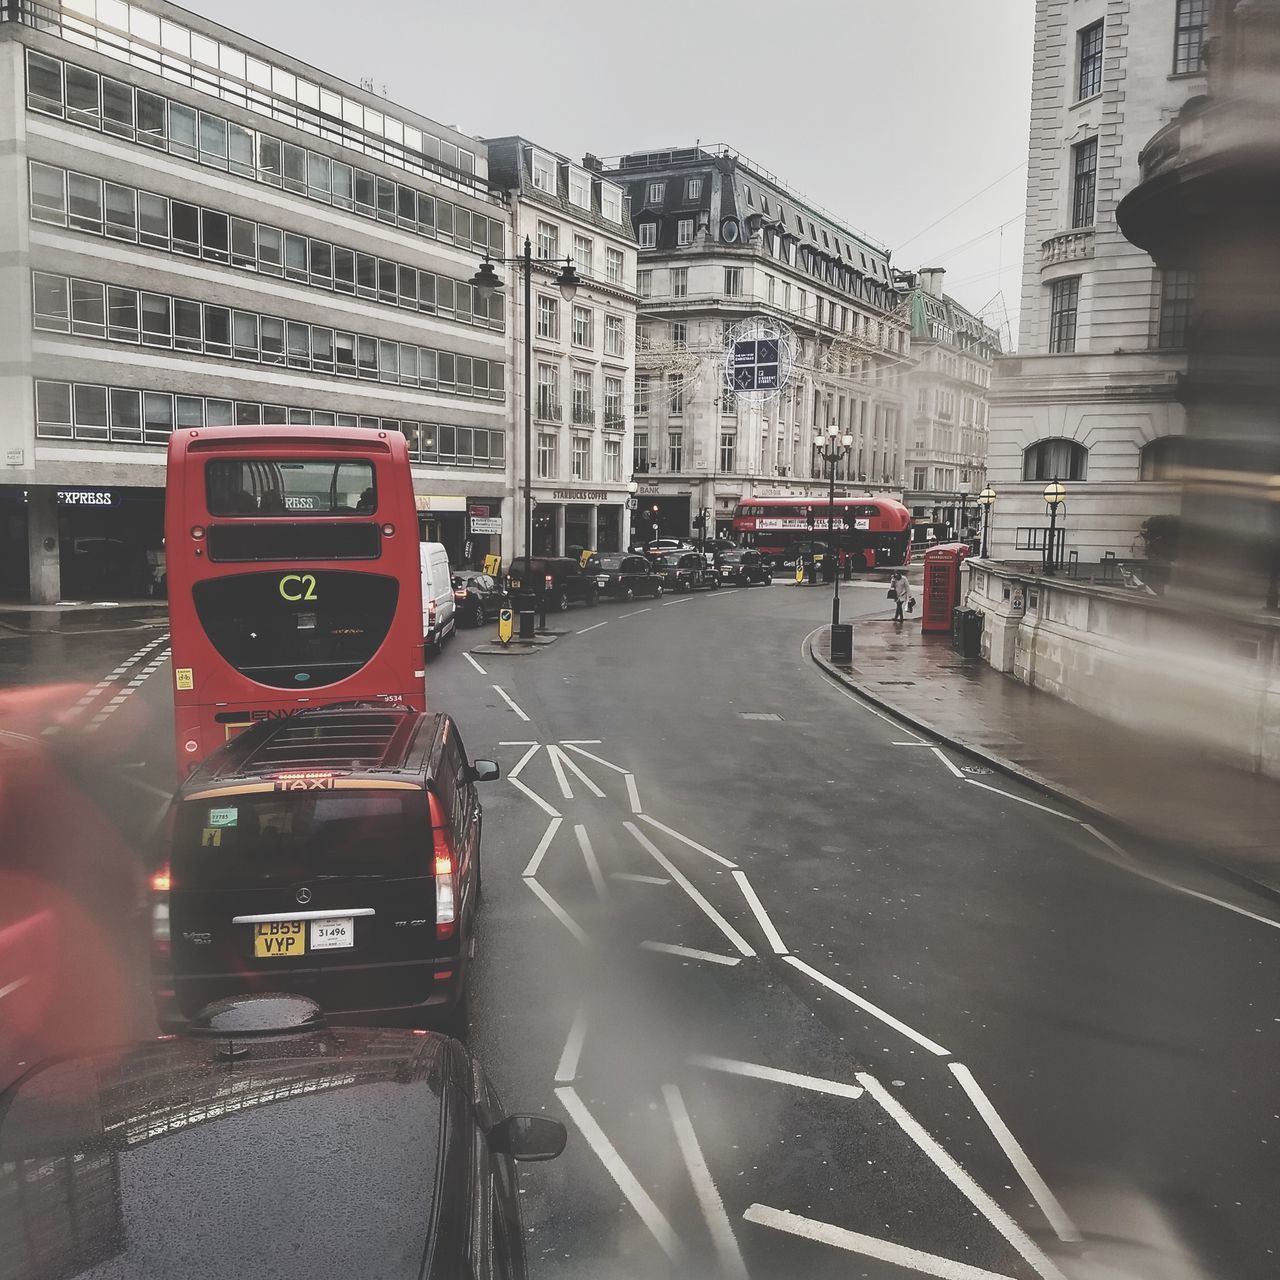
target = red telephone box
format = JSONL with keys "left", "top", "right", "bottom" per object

{"left": 921, "top": 543, "right": 971, "bottom": 633}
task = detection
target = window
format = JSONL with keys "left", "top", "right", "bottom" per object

{"left": 531, "top": 151, "right": 557, "bottom": 194}
{"left": 605, "top": 437, "right": 622, "bottom": 481}
{"left": 102, "top": 77, "right": 134, "bottom": 139}
{"left": 677, "top": 217, "right": 694, "bottom": 246}
{"left": 724, "top": 267, "right": 743, "bottom": 296}
{"left": 29, "top": 163, "right": 66, "bottom": 224}
{"left": 201, "top": 209, "right": 229, "bottom": 263}
{"left": 635, "top": 375, "right": 650, "bottom": 415}
{"left": 1140, "top": 435, "right": 1185, "bottom": 480}
{"left": 33, "top": 273, "right": 69, "bottom": 332}
{"left": 569, "top": 169, "right": 591, "bottom": 210}
{"left": 65, "top": 64, "right": 100, "bottom": 129}
{"left": 1049, "top": 277, "right": 1080, "bottom": 353}
{"left": 107, "top": 286, "right": 139, "bottom": 342}
{"left": 35, "top": 381, "right": 73, "bottom": 439}
{"left": 1078, "top": 21, "right": 1104, "bottom": 100}
{"left": 686, "top": 177, "right": 703, "bottom": 201}
{"left": 169, "top": 102, "right": 198, "bottom": 159}
{"left": 1158, "top": 269, "right": 1195, "bottom": 348}
{"left": 537, "top": 220, "right": 559, "bottom": 260}
{"left": 637, "top": 269, "right": 652, "bottom": 297}
{"left": 172, "top": 202, "right": 200, "bottom": 256}
{"left": 913, "top": 466, "right": 928, "bottom": 490}
{"left": 537, "top": 365, "right": 560, "bottom": 420}
{"left": 606, "top": 246, "right": 624, "bottom": 284}
{"left": 537, "top": 295, "right": 559, "bottom": 341}
{"left": 646, "top": 181, "right": 665, "bottom": 205}
{"left": 633, "top": 431, "right": 649, "bottom": 472}
{"left": 605, "top": 314, "right": 625, "bottom": 358}
{"left": 1023, "top": 438, "right": 1088, "bottom": 481}
{"left": 720, "top": 432, "right": 736, "bottom": 472}
{"left": 1071, "top": 137, "right": 1098, "bottom": 228}
{"left": 669, "top": 373, "right": 685, "bottom": 414}
{"left": 174, "top": 298, "right": 202, "bottom": 352}
{"left": 140, "top": 293, "right": 172, "bottom": 347}
{"left": 572, "top": 370, "right": 593, "bottom": 424}
{"left": 538, "top": 432, "right": 558, "bottom": 478}
{"left": 574, "top": 234, "right": 593, "bottom": 277}
{"left": 671, "top": 267, "right": 688, "bottom": 298}
{"left": 1174, "top": 0, "right": 1209, "bottom": 73}
{"left": 572, "top": 305, "right": 593, "bottom": 349}
{"left": 604, "top": 376, "right": 624, "bottom": 427}
{"left": 67, "top": 174, "right": 103, "bottom": 234}
{"left": 638, "top": 222, "right": 657, "bottom": 249}
{"left": 572, "top": 436, "right": 591, "bottom": 480}
{"left": 671, "top": 322, "right": 687, "bottom": 345}
{"left": 668, "top": 430, "right": 683, "bottom": 471}
{"left": 26, "top": 51, "right": 64, "bottom": 116}
{"left": 601, "top": 184, "right": 623, "bottom": 223}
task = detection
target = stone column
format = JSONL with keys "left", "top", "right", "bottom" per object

{"left": 26, "top": 485, "right": 60, "bottom": 604}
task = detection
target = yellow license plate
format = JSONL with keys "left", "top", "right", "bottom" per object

{"left": 255, "top": 920, "right": 305, "bottom": 958}
{"left": 510, "top": 578, "right": 522, "bottom": 589}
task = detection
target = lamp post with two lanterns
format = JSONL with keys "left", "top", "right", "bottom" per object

{"left": 813, "top": 423, "right": 854, "bottom": 626}
{"left": 977, "top": 485, "right": 996, "bottom": 559}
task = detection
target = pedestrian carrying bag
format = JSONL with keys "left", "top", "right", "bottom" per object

{"left": 886, "top": 587, "right": 896, "bottom": 599}
{"left": 908, "top": 597, "right": 916, "bottom": 613}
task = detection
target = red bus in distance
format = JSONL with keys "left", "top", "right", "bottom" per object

{"left": 166, "top": 426, "right": 425, "bottom": 776}
{"left": 731, "top": 496, "right": 913, "bottom": 569}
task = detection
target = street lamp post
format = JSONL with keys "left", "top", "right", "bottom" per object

{"left": 470, "top": 242, "right": 580, "bottom": 561}
{"left": 1043, "top": 480, "right": 1066, "bottom": 575}
{"left": 977, "top": 486, "right": 996, "bottom": 559}
{"left": 626, "top": 479, "right": 638, "bottom": 549}
{"left": 813, "top": 424, "right": 854, "bottom": 625}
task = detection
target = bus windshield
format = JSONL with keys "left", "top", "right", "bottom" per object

{"left": 206, "top": 459, "right": 376, "bottom": 516}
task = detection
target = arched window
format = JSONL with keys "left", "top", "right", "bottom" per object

{"left": 1139, "top": 435, "right": 1184, "bottom": 480}
{"left": 1023, "top": 438, "right": 1088, "bottom": 481}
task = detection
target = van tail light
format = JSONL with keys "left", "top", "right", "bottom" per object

{"left": 428, "top": 598, "right": 437, "bottom": 626}
{"left": 453, "top": 590, "right": 467, "bottom": 602}
{"left": 150, "top": 863, "right": 171, "bottom": 960}
{"left": 429, "top": 795, "right": 457, "bottom": 942}
{"left": 544, "top": 574, "right": 553, "bottom": 591}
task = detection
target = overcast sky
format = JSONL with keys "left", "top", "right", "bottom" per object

{"left": 185, "top": 0, "right": 1035, "bottom": 345}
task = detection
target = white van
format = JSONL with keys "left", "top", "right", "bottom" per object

{"left": 419, "top": 542, "right": 456, "bottom": 655}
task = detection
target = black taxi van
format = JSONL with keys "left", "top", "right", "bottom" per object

{"left": 152, "top": 704, "right": 498, "bottom": 1031}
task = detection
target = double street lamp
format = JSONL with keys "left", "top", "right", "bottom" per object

{"left": 977, "top": 485, "right": 996, "bottom": 558}
{"left": 1043, "top": 480, "right": 1066, "bottom": 575}
{"left": 813, "top": 424, "right": 854, "bottom": 626}
{"left": 470, "top": 240, "right": 581, "bottom": 561}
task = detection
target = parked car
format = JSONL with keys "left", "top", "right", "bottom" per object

{"left": 507, "top": 556, "right": 599, "bottom": 610}
{"left": 0, "top": 992, "right": 565, "bottom": 1279}
{"left": 419, "top": 542, "right": 457, "bottom": 655}
{"left": 594, "top": 553, "right": 665, "bottom": 601}
{"left": 453, "top": 571, "right": 504, "bottom": 627}
{"left": 152, "top": 703, "right": 497, "bottom": 1034}
{"left": 656, "top": 551, "right": 719, "bottom": 592}
{"left": 640, "top": 537, "right": 695, "bottom": 558}
{"left": 717, "top": 549, "right": 774, "bottom": 585}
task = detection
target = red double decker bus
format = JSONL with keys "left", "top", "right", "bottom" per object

{"left": 165, "top": 427, "right": 425, "bottom": 776}
{"left": 731, "top": 496, "right": 913, "bottom": 569}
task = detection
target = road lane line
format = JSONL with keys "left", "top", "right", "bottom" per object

{"left": 855, "top": 1073, "right": 1068, "bottom": 1280}
{"left": 948, "top": 1062, "right": 1082, "bottom": 1244}
{"left": 551, "top": 745, "right": 606, "bottom": 797}
{"left": 612, "top": 873, "right": 670, "bottom": 886}
{"left": 523, "top": 817, "right": 562, "bottom": 878}
{"left": 525, "top": 879, "right": 589, "bottom": 946}
{"left": 663, "top": 1085, "right": 749, "bottom": 1280}
{"left": 692, "top": 1054, "right": 864, "bottom": 1101}
{"left": 555, "top": 1007, "right": 588, "bottom": 1082}
{"left": 965, "top": 779, "right": 1076, "bottom": 821}
{"left": 510, "top": 778, "right": 561, "bottom": 819}
{"left": 463, "top": 651, "right": 488, "bottom": 675}
{"left": 1079, "top": 822, "right": 1133, "bottom": 863}
{"left": 731, "top": 871, "right": 788, "bottom": 954}
{"left": 562, "top": 743, "right": 630, "bottom": 774}
{"left": 560, "top": 739, "right": 603, "bottom": 744}
{"left": 618, "top": 607, "right": 652, "bottom": 618}
{"left": 546, "top": 743, "right": 574, "bottom": 799}
{"left": 575, "top": 825, "right": 609, "bottom": 900}
{"left": 1128, "top": 869, "right": 1280, "bottom": 933}
{"left": 625, "top": 823, "right": 755, "bottom": 957}
{"left": 624, "top": 773, "right": 642, "bottom": 814}
{"left": 784, "top": 956, "right": 950, "bottom": 1057}
{"left": 508, "top": 744, "right": 541, "bottom": 780}
{"left": 492, "top": 684, "right": 530, "bottom": 721}
{"left": 555, "top": 1086, "right": 683, "bottom": 1261}
{"left": 638, "top": 814, "right": 737, "bottom": 869}
{"left": 576, "top": 620, "right": 610, "bottom": 634}
{"left": 641, "top": 941, "right": 741, "bottom": 967}
{"left": 932, "top": 747, "right": 965, "bottom": 779}
{"left": 743, "top": 1206, "right": 1019, "bottom": 1280}
{"left": 893, "top": 740, "right": 933, "bottom": 746}
{"left": 499, "top": 740, "right": 537, "bottom": 745}
{"left": 660, "top": 597, "right": 693, "bottom": 607}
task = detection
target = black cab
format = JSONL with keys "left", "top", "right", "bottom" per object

{"left": 717, "top": 549, "right": 774, "bottom": 585}
{"left": 453, "top": 570, "right": 504, "bottom": 626}
{"left": 593, "top": 553, "right": 665, "bottom": 601}
{"left": 657, "top": 550, "right": 719, "bottom": 592}
{"left": 152, "top": 704, "right": 498, "bottom": 1031}
{"left": 507, "top": 556, "right": 599, "bottom": 610}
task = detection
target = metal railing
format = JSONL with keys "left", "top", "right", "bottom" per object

{"left": 536, "top": 398, "right": 562, "bottom": 422}
{"left": 571, "top": 406, "right": 595, "bottom": 426}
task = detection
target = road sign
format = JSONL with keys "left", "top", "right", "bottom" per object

{"left": 626, "top": 497, "right": 638, "bottom": 511}
{"left": 471, "top": 516, "right": 502, "bottom": 534}
{"left": 498, "top": 607, "right": 514, "bottom": 646}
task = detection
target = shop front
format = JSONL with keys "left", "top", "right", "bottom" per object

{"left": 415, "top": 494, "right": 504, "bottom": 569}
{"left": 532, "top": 488, "right": 629, "bottom": 556}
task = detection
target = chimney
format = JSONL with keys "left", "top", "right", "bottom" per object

{"left": 582, "top": 153, "right": 603, "bottom": 173}
{"left": 920, "top": 266, "right": 946, "bottom": 298}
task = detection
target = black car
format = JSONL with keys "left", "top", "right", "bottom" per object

{"left": 453, "top": 571, "right": 504, "bottom": 627}
{"left": 0, "top": 993, "right": 565, "bottom": 1279}
{"left": 717, "top": 549, "right": 773, "bottom": 585}
{"left": 656, "top": 551, "right": 719, "bottom": 592}
{"left": 153, "top": 704, "right": 497, "bottom": 1033}
{"left": 594, "top": 553, "right": 665, "bottom": 601}
{"left": 507, "top": 556, "right": 599, "bottom": 610}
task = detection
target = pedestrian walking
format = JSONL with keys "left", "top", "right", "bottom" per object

{"left": 889, "top": 569, "right": 910, "bottom": 623}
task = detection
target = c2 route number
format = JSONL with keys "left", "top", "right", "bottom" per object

{"left": 279, "top": 573, "right": 318, "bottom": 602}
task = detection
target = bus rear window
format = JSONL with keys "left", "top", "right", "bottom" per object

{"left": 173, "top": 791, "right": 425, "bottom": 887}
{"left": 206, "top": 459, "right": 376, "bottom": 516}
{"left": 192, "top": 570, "right": 398, "bottom": 689}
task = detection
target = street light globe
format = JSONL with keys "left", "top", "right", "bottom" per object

{"left": 841, "top": 434, "right": 853, "bottom": 448}
{"left": 826, "top": 424, "right": 839, "bottom": 439}
{"left": 978, "top": 486, "right": 997, "bottom": 507}
{"left": 1043, "top": 481, "right": 1066, "bottom": 507}
{"left": 627, "top": 480, "right": 638, "bottom": 494}
{"left": 557, "top": 259, "right": 581, "bottom": 302}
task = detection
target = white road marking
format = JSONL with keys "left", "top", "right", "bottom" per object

{"left": 612, "top": 872, "right": 670, "bottom": 886}
{"left": 563, "top": 743, "right": 630, "bottom": 774}
{"left": 731, "top": 871, "right": 788, "bottom": 954}
{"left": 509, "top": 778, "right": 561, "bottom": 819}
{"left": 463, "top": 651, "right": 488, "bottom": 675}
{"left": 661, "top": 597, "right": 694, "bottom": 607}
{"left": 641, "top": 941, "right": 742, "bottom": 966}
{"left": 550, "top": 745, "right": 606, "bottom": 797}
{"left": 0, "top": 975, "right": 32, "bottom": 1002}
{"left": 893, "top": 740, "right": 933, "bottom": 746}
{"left": 546, "top": 742, "right": 574, "bottom": 799}
{"left": 88, "top": 647, "right": 170, "bottom": 727}
{"left": 555, "top": 1087, "right": 683, "bottom": 1260}
{"left": 744, "top": 1205, "right": 1019, "bottom": 1280}
{"left": 1079, "top": 822, "right": 1132, "bottom": 862}
{"left": 508, "top": 744, "right": 541, "bottom": 781}
{"left": 692, "top": 1054, "right": 865, "bottom": 1101}
{"left": 1130, "top": 868, "right": 1280, "bottom": 933}
{"left": 948, "top": 1062, "right": 1082, "bottom": 1244}
{"left": 625, "top": 823, "right": 756, "bottom": 957}
{"left": 114, "top": 773, "right": 175, "bottom": 802}
{"left": 575, "top": 825, "right": 609, "bottom": 900}
{"left": 625, "top": 773, "right": 642, "bottom": 814}
{"left": 932, "top": 747, "right": 966, "bottom": 779}
{"left": 856, "top": 1073, "right": 1068, "bottom": 1280}
{"left": 663, "top": 1085, "right": 749, "bottom": 1280}
{"left": 492, "top": 684, "right": 530, "bottom": 722}
{"left": 619, "top": 607, "right": 652, "bottom": 618}
{"left": 560, "top": 739, "right": 603, "bottom": 745}
{"left": 525, "top": 878, "right": 589, "bottom": 946}
{"left": 523, "top": 817, "right": 562, "bottom": 878}
{"left": 965, "top": 778, "right": 1076, "bottom": 821}
{"left": 555, "top": 1007, "right": 588, "bottom": 1082}
{"left": 638, "top": 814, "right": 737, "bottom": 869}
{"left": 499, "top": 740, "right": 537, "bottom": 746}
{"left": 576, "top": 620, "right": 610, "bottom": 634}
{"left": 784, "top": 956, "right": 950, "bottom": 1057}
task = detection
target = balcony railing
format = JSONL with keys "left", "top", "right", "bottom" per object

{"left": 604, "top": 413, "right": 625, "bottom": 430}
{"left": 536, "top": 398, "right": 562, "bottom": 422}
{"left": 1040, "top": 229, "right": 1095, "bottom": 270}
{"left": 572, "top": 407, "right": 595, "bottom": 426}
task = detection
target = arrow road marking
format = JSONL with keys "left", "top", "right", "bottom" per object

{"left": 692, "top": 1054, "right": 865, "bottom": 1101}
{"left": 550, "top": 745, "right": 606, "bottom": 798}
{"left": 523, "top": 817, "right": 561, "bottom": 879}
{"left": 641, "top": 941, "right": 741, "bottom": 967}
{"left": 638, "top": 814, "right": 737, "bottom": 869}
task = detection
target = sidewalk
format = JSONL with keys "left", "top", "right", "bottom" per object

{"left": 812, "top": 616, "right": 1280, "bottom": 896}
{"left": 0, "top": 600, "right": 168, "bottom": 635}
